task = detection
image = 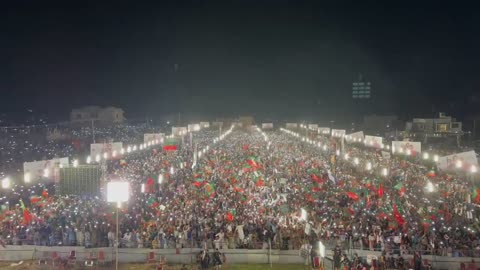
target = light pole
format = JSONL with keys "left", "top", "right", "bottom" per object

{"left": 107, "top": 181, "right": 129, "bottom": 270}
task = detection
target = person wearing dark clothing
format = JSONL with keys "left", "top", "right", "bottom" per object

{"left": 213, "top": 248, "right": 223, "bottom": 269}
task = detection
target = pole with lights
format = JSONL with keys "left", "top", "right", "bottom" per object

{"left": 107, "top": 181, "right": 129, "bottom": 270}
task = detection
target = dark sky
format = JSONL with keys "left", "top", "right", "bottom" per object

{"left": 1, "top": 1, "right": 480, "bottom": 122}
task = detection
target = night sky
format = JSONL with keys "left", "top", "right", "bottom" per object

{"left": 1, "top": 2, "right": 480, "bottom": 122}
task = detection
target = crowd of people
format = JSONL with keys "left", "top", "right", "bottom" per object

{"left": 0, "top": 124, "right": 479, "bottom": 269}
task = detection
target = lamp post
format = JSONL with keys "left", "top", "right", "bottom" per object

{"left": 107, "top": 181, "right": 129, "bottom": 270}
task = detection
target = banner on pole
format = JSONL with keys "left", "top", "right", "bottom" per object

{"left": 262, "top": 123, "right": 274, "bottom": 129}
{"left": 331, "top": 129, "right": 346, "bottom": 138}
{"left": 364, "top": 135, "right": 383, "bottom": 149}
{"left": 345, "top": 131, "right": 365, "bottom": 143}
{"left": 90, "top": 142, "right": 123, "bottom": 157}
{"left": 437, "top": 150, "right": 478, "bottom": 171}
{"left": 318, "top": 127, "right": 331, "bottom": 135}
{"left": 144, "top": 133, "right": 164, "bottom": 143}
{"left": 392, "top": 141, "right": 421, "bottom": 156}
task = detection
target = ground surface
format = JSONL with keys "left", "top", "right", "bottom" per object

{"left": 0, "top": 261, "right": 304, "bottom": 270}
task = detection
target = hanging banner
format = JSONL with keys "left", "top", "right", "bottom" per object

{"left": 144, "top": 133, "right": 164, "bottom": 143}
{"left": 345, "top": 131, "right": 365, "bottom": 143}
{"left": 286, "top": 123, "right": 298, "bottom": 129}
{"left": 262, "top": 123, "right": 274, "bottom": 129}
{"left": 331, "top": 129, "right": 346, "bottom": 138}
{"left": 172, "top": 127, "right": 188, "bottom": 136}
{"left": 90, "top": 142, "right": 123, "bottom": 157}
{"left": 364, "top": 135, "right": 383, "bottom": 149}
{"left": 308, "top": 124, "right": 318, "bottom": 130}
{"left": 24, "top": 157, "right": 69, "bottom": 182}
{"left": 318, "top": 127, "right": 331, "bottom": 135}
{"left": 437, "top": 150, "right": 478, "bottom": 171}
{"left": 392, "top": 141, "right": 422, "bottom": 156}
{"left": 200, "top": 122, "right": 210, "bottom": 128}
{"left": 188, "top": 124, "right": 201, "bottom": 132}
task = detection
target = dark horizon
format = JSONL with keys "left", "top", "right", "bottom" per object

{"left": 2, "top": 2, "right": 480, "bottom": 123}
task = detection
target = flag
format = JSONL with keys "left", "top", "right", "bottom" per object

{"left": 205, "top": 183, "right": 215, "bottom": 196}
{"left": 146, "top": 177, "right": 155, "bottom": 193}
{"left": 226, "top": 210, "right": 236, "bottom": 222}
{"left": 253, "top": 173, "right": 265, "bottom": 187}
{"left": 119, "top": 159, "right": 127, "bottom": 166}
{"left": 310, "top": 174, "right": 324, "bottom": 183}
{"left": 393, "top": 204, "right": 405, "bottom": 226}
{"left": 394, "top": 183, "right": 406, "bottom": 197}
{"left": 19, "top": 200, "right": 32, "bottom": 225}
{"left": 472, "top": 188, "right": 480, "bottom": 203}
{"left": 30, "top": 196, "right": 42, "bottom": 204}
{"left": 42, "top": 189, "right": 49, "bottom": 199}
{"left": 377, "top": 183, "right": 384, "bottom": 198}
{"left": 193, "top": 178, "right": 203, "bottom": 187}
{"left": 163, "top": 138, "right": 178, "bottom": 151}
{"left": 427, "top": 169, "right": 436, "bottom": 178}
{"left": 346, "top": 192, "right": 359, "bottom": 201}
{"left": 246, "top": 156, "right": 261, "bottom": 169}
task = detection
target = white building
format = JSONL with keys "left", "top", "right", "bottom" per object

{"left": 406, "top": 112, "right": 462, "bottom": 140}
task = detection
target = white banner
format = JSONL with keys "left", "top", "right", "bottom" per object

{"left": 345, "top": 131, "right": 364, "bottom": 143}
{"left": 365, "top": 135, "right": 383, "bottom": 148}
{"left": 200, "top": 122, "right": 210, "bottom": 128}
{"left": 24, "top": 157, "right": 69, "bottom": 181}
{"left": 90, "top": 142, "right": 123, "bottom": 157}
{"left": 172, "top": 127, "right": 187, "bottom": 136}
{"left": 392, "top": 141, "right": 422, "bottom": 155}
{"left": 308, "top": 124, "right": 318, "bottom": 130}
{"left": 318, "top": 127, "right": 331, "bottom": 135}
{"left": 286, "top": 123, "right": 297, "bottom": 129}
{"left": 437, "top": 150, "right": 478, "bottom": 171}
{"left": 187, "top": 124, "right": 201, "bottom": 132}
{"left": 381, "top": 151, "right": 391, "bottom": 159}
{"left": 144, "top": 133, "right": 164, "bottom": 143}
{"left": 262, "top": 123, "right": 274, "bottom": 129}
{"left": 331, "top": 129, "right": 346, "bottom": 138}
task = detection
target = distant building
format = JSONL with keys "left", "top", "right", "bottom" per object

{"left": 70, "top": 106, "right": 125, "bottom": 125}
{"left": 352, "top": 74, "right": 371, "bottom": 99}
{"left": 405, "top": 112, "right": 463, "bottom": 141}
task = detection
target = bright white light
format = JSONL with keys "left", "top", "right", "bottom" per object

{"left": 24, "top": 173, "right": 31, "bottom": 183}
{"left": 112, "top": 151, "right": 117, "bottom": 158}
{"left": 386, "top": 145, "right": 390, "bottom": 150}
{"left": 433, "top": 155, "right": 439, "bottom": 162}
{"left": 300, "top": 208, "right": 307, "bottom": 221}
{"left": 366, "top": 162, "right": 372, "bottom": 171}
{"left": 382, "top": 168, "right": 388, "bottom": 176}
{"left": 170, "top": 166, "right": 174, "bottom": 175}
{"left": 107, "top": 181, "right": 129, "bottom": 203}
{"left": 73, "top": 159, "right": 78, "bottom": 168}
{"left": 471, "top": 165, "right": 478, "bottom": 173}
{"left": 455, "top": 159, "right": 462, "bottom": 168}
{"left": 103, "top": 152, "right": 108, "bottom": 159}
{"left": 426, "top": 181, "right": 435, "bottom": 193}
{"left": 344, "top": 153, "right": 349, "bottom": 160}
{"left": 336, "top": 150, "right": 340, "bottom": 156}
{"left": 158, "top": 174, "right": 163, "bottom": 184}
{"left": 354, "top": 157, "right": 359, "bottom": 165}
{"left": 86, "top": 156, "right": 91, "bottom": 164}
{"left": 406, "top": 149, "right": 411, "bottom": 156}
{"left": 141, "top": 184, "right": 145, "bottom": 193}
{"left": 323, "top": 145, "right": 327, "bottom": 151}
{"left": 127, "top": 146, "right": 132, "bottom": 153}
{"left": 423, "top": 152, "right": 429, "bottom": 160}
{"left": 133, "top": 145, "right": 137, "bottom": 151}
{"left": 399, "top": 148, "right": 404, "bottom": 153}
{"left": 1, "top": 177, "right": 10, "bottom": 189}
{"left": 120, "top": 148, "right": 125, "bottom": 155}
{"left": 43, "top": 168, "right": 49, "bottom": 178}
{"left": 95, "top": 154, "right": 101, "bottom": 162}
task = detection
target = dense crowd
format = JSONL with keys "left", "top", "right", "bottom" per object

{"left": 0, "top": 125, "right": 479, "bottom": 269}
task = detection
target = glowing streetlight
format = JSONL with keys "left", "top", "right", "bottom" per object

{"left": 366, "top": 162, "right": 372, "bottom": 171}
{"left": 433, "top": 155, "right": 439, "bottom": 162}
{"left": 1, "top": 177, "right": 11, "bottom": 189}
{"left": 423, "top": 152, "right": 429, "bottom": 160}
{"left": 73, "top": 159, "right": 79, "bottom": 168}
{"left": 106, "top": 181, "right": 129, "bottom": 270}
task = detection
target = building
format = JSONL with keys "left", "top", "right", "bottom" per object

{"left": 70, "top": 106, "right": 125, "bottom": 125}
{"left": 405, "top": 112, "right": 463, "bottom": 141}
{"left": 352, "top": 74, "right": 372, "bottom": 99}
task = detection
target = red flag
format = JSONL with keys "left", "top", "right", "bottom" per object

{"left": 310, "top": 174, "right": 324, "bottom": 183}
{"left": 346, "top": 192, "right": 359, "bottom": 201}
{"left": 163, "top": 145, "right": 177, "bottom": 151}
{"left": 23, "top": 209, "right": 32, "bottom": 225}
{"left": 255, "top": 179, "right": 265, "bottom": 187}
{"left": 42, "top": 190, "right": 49, "bottom": 199}
{"left": 226, "top": 212, "right": 234, "bottom": 222}
{"left": 378, "top": 183, "right": 384, "bottom": 198}
{"left": 393, "top": 204, "right": 405, "bottom": 226}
